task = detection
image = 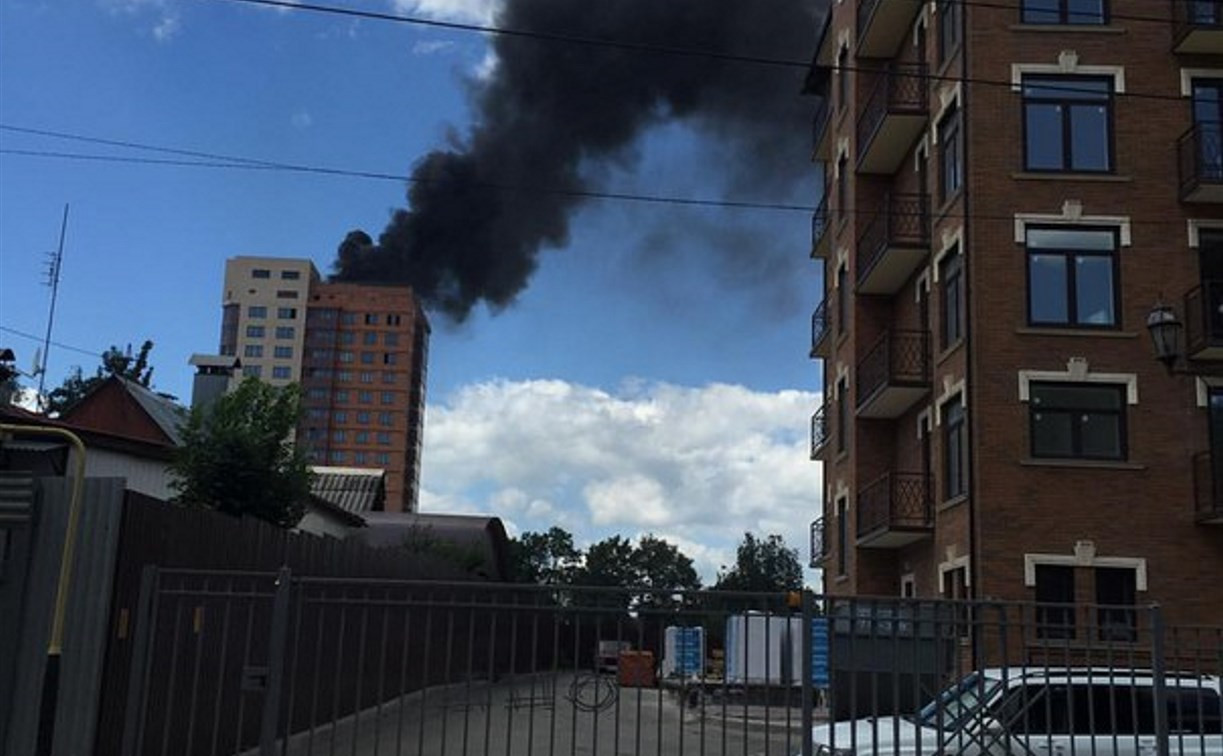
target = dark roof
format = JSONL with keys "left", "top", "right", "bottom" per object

{"left": 309, "top": 466, "right": 386, "bottom": 514}
{"left": 115, "top": 378, "right": 186, "bottom": 445}
{"left": 306, "top": 494, "right": 367, "bottom": 527}
{"left": 352, "top": 512, "right": 511, "bottom": 580}
{"left": 0, "top": 405, "right": 176, "bottom": 461}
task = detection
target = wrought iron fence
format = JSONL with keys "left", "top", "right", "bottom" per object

{"left": 809, "top": 518, "right": 828, "bottom": 569}
{"left": 856, "top": 63, "right": 928, "bottom": 160}
{"left": 811, "top": 404, "right": 830, "bottom": 460}
{"left": 856, "top": 192, "right": 930, "bottom": 288}
{"left": 1179, "top": 121, "right": 1223, "bottom": 198}
{"left": 856, "top": 329, "right": 931, "bottom": 409}
{"left": 812, "top": 194, "right": 830, "bottom": 256}
{"left": 811, "top": 299, "right": 832, "bottom": 356}
{"left": 856, "top": 471, "right": 932, "bottom": 539}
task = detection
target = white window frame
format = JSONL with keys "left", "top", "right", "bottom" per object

{"left": 1018, "top": 358, "right": 1138, "bottom": 405}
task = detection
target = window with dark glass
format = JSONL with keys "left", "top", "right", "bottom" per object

{"left": 1030, "top": 382, "right": 1126, "bottom": 460}
{"left": 1027, "top": 227, "right": 1118, "bottom": 328}
{"left": 940, "top": 247, "right": 964, "bottom": 348}
{"left": 1023, "top": 75, "right": 1113, "bottom": 172}
{"left": 276, "top": 290, "right": 298, "bottom": 299}
{"left": 382, "top": 371, "right": 397, "bottom": 384}
{"left": 385, "top": 332, "right": 400, "bottom": 346}
{"left": 384, "top": 353, "right": 398, "bottom": 365}
{"left": 1022, "top": 0, "right": 1107, "bottom": 24}
{"left": 275, "top": 326, "right": 294, "bottom": 339}
{"left": 379, "top": 412, "right": 393, "bottom": 427}
{"left": 938, "top": 0, "right": 961, "bottom": 63}
{"left": 244, "top": 364, "right": 262, "bottom": 378}
{"left": 835, "top": 155, "right": 848, "bottom": 219}
{"left": 836, "top": 378, "right": 849, "bottom": 454}
{"left": 335, "top": 390, "right": 350, "bottom": 403}
{"left": 939, "top": 104, "right": 963, "bottom": 202}
{"left": 377, "top": 432, "right": 391, "bottom": 445}
{"left": 836, "top": 45, "right": 848, "bottom": 111}
{"left": 246, "top": 325, "right": 265, "bottom": 338}
{"left": 836, "top": 264, "right": 849, "bottom": 334}
{"left": 386, "top": 314, "right": 402, "bottom": 326}
{"left": 248, "top": 305, "right": 267, "bottom": 319}
{"left": 1095, "top": 567, "right": 1137, "bottom": 642}
{"left": 339, "top": 351, "right": 354, "bottom": 364}
{"left": 244, "top": 344, "right": 263, "bottom": 358}
{"left": 357, "top": 411, "right": 371, "bottom": 424}
{"left": 1034, "top": 564, "right": 1076, "bottom": 639}
{"left": 365, "top": 313, "right": 379, "bottom": 325}
{"left": 376, "top": 452, "right": 391, "bottom": 465}
{"left": 340, "top": 312, "right": 357, "bottom": 325}
{"left": 278, "top": 307, "right": 297, "bottom": 319}
{"left": 363, "top": 331, "right": 378, "bottom": 345}
{"left": 361, "top": 352, "right": 375, "bottom": 365}
{"left": 273, "top": 346, "right": 292, "bottom": 359}
{"left": 836, "top": 498, "right": 848, "bottom": 576}
{"left": 381, "top": 391, "right": 395, "bottom": 405}
{"left": 944, "top": 395, "right": 967, "bottom": 499}
{"left": 356, "top": 431, "right": 370, "bottom": 443}
{"left": 360, "top": 371, "right": 375, "bottom": 384}
{"left": 339, "top": 331, "right": 355, "bottom": 345}
{"left": 252, "top": 268, "right": 271, "bottom": 279}
{"left": 334, "top": 410, "right": 347, "bottom": 423}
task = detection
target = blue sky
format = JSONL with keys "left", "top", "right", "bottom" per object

{"left": 0, "top": 0, "right": 823, "bottom": 583}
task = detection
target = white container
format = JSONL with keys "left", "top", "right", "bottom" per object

{"left": 662, "top": 626, "right": 705, "bottom": 679}
{"left": 724, "top": 613, "right": 804, "bottom": 686}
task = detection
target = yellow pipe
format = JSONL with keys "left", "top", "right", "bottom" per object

{"left": 0, "top": 423, "right": 86, "bottom": 655}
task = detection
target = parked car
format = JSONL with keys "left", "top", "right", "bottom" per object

{"left": 808, "top": 667, "right": 1223, "bottom": 755}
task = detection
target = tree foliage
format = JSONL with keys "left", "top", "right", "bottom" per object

{"left": 45, "top": 339, "right": 157, "bottom": 415}
{"left": 509, "top": 526, "right": 581, "bottom": 585}
{"left": 510, "top": 528, "right": 702, "bottom": 596}
{"left": 170, "top": 378, "right": 311, "bottom": 528}
{"left": 713, "top": 533, "right": 803, "bottom": 593}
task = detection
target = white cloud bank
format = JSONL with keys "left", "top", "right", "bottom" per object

{"left": 420, "top": 379, "right": 822, "bottom": 584}
{"left": 390, "top": 0, "right": 500, "bottom": 25}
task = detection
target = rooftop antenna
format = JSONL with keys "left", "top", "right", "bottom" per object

{"left": 36, "top": 204, "right": 70, "bottom": 407}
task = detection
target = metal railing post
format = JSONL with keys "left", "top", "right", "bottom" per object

{"left": 802, "top": 590, "right": 814, "bottom": 756}
{"left": 1150, "top": 603, "right": 1170, "bottom": 756}
{"left": 258, "top": 566, "right": 293, "bottom": 756}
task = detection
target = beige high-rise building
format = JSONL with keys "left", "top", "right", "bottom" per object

{"left": 219, "top": 257, "right": 317, "bottom": 386}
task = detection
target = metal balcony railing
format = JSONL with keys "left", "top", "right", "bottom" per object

{"left": 811, "top": 299, "right": 832, "bottom": 356}
{"left": 856, "top": 193, "right": 930, "bottom": 288}
{"left": 1173, "top": 0, "right": 1222, "bottom": 49}
{"left": 812, "top": 194, "right": 830, "bottom": 256}
{"left": 1193, "top": 450, "right": 1223, "bottom": 524}
{"left": 812, "top": 98, "right": 832, "bottom": 160}
{"left": 856, "top": 329, "right": 931, "bottom": 409}
{"left": 1178, "top": 121, "right": 1223, "bottom": 200}
{"left": 810, "top": 517, "right": 829, "bottom": 568}
{"left": 811, "top": 405, "right": 830, "bottom": 460}
{"left": 856, "top": 63, "right": 928, "bottom": 164}
{"left": 856, "top": 471, "right": 932, "bottom": 539}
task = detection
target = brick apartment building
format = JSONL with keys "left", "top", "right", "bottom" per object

{"left": 216, "top": 257, "right": 430, "bottom": 512}
{"left": 805, "top": 0, "right": 1223, "bottom": 629}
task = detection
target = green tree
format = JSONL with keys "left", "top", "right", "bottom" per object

{"left": 577, "top": 535, "right": 639, "bottom": 587}
{"left": 713, "top": 533, "right": 803, "bottom": 593}
{"left": 510, "top": 526, "right": 581, "bottom": 584}
{"left": 170, "top": 378, "right": 312, "bottom": 528}
{"left": 634, "top": 534, "right": 702, "bottom": 593}
{"left": 45, "top": 339, "right": 157, "bottom": 415}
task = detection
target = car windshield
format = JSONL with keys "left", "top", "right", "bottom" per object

{"left": 917, "top": 673, "right": 1001, "bottom": 731}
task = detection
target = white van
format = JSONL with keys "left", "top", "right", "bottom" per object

{"left": 810, "top": 668, "right": 1223, "bottom": 755}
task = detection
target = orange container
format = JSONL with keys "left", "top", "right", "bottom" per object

{"left": 617, "top": 650, "right": 657, "bottom": 688}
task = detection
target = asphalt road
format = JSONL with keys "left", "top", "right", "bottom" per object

{"left": 276, "top": 672, "right": 810, "bottom": 756}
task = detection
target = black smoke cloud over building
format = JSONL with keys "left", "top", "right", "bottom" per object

{"left": 334, "top": 0, "right": 822, "bottom": 321}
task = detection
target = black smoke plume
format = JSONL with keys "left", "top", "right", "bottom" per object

{"left": 333, "top": 0, "right": 823, "bottom": 321}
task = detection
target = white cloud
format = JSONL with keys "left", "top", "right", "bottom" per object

{"left": 412, "top": 39, "right": 456, "bottom": 56}
{"left": 420, "top": 378, "right": 822, "bottom": 585}
{"left": 390, "top": 0, "right": 500, "bottom": 25}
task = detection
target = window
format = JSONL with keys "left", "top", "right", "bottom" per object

{"left": 1027, "top": 227, "right": 1118, "bottom": 328}
{"left": 335, "top": 390, "right": 350, "bottom": 403}
{"left": 361, "top": 352, "right": 375, "bottom": 364}
{"left": 1023, "top": 75, "right": 1113, "bottom": 173}
{"left": 276, "top": 290, "right": 299, "bottom": 299}
{"left": 1095, "top": 567, "right": 1136, "bottom": 642}
{"left": 1021, "top": 0, "right": 1106, "bottom": 25}
{"left": 938, "top": 104, "right": 963, "bottom": 202}
{"left": 248, "top": 305, "right": 267, "bottom": 318}
{"left": 363, "top": 313, "right": 377, "bottom": 325}
{"left": 334, "top": 410, "right": 348, "bottom": 423}
{"left": 941, "top": 565, "right": 970, "bottom": 639}
{"left": 938, "top": 0, "right": 961, "bottom": 63}
{"left": 306, "top": 387, "right": 327, "bottom": 401}
{"left": 836, "top": 498, "right": 848, "bottom": 576}
{"left": 836, "top": 264, "right": 849, "bottom": 335}
{"left": 246, "top": 325, "right": 265, "bottom": 338}
{"left": 333, "top": 429, "right": 347, "bottom": 443}
{"left": 252, "top": 268, "right": 271, "bottom": 279}
{"left": 382, "top": 371, "right": 397, "bottom": 385}
{"left": 356, "top": 431, "right": 370, "bottom": 444}
{"left": 359, "top": 371, "right": 375, "bottom": 384}
{"left": 307, "top": 408, "right": 326, "bottom": 421}
{"left": 385, "top": 332, "right": 399, "bottom": 346}
{"left": 354, "top": 451, "right": 367, "bottom": 465}
{"left": 940, "top": 247, "right": 964, "bottom": 347}
{"left": 375, "top": 452, "right": 391, "bottom": 466}
{"left": 357, "top": 411, "right": 371, "bottom": 424}
{"left": 340, "top": 312, "right": 357, "bottom": 325}
{"left": 337, "top": 371, "right": 353, "bottom": 382}
{"left": 836, "top": 45, "right": 848, "bottom": 111}
{"left": 1030, "top": 383, "right": 1126, "bottom": 460}
{"left": 383, "top": 353, "right": 397, "bottom": 365}
{"left": 381, "top": 391, "right": 395, "bottom": 405}
{"left": 275, "top": 326, "right": 294, "bottom": 339}
{"left": 329, "top": 451, "right": 347, "bottom": 464}
{"left": 244, "top": 344, "right": 263, "bottom": 358}
{"left": 306, "top": 428, "right": 321, "bottom": 441}
{"left": 1034, "top": 564, "right": 1076, "bottom": 639}
{"left": 281, "top": 269, "right": 301, "bottom": 280}
{"left": 278, "top": 307, "right": 297, "bottom": 319}
{"left": 244, "top": 364, "right": 262, "bottom": 378}
{"left": 273, "top": 346, "right": 293, "bottom": 359}
{"left": 339, "top": 331, "right": 355, "bottom": 345}
{"left": 835, "top": 154, "right": 848, "bottom": 219}
{"left": 386, "top": 314, "right": 401, "bottom": 326}
{"left": 358, "top": 391, "right": 373, "bottom": 404}
{"left": 339, "top": 351, "right": 354, "bottom": 364}
{"left": 944, "top": 395, "right": 967, "bottom": 499}
{"left": 378, "top": 412, "right": 393, "bottom": 427}
{"left": 835, "top": 377, "right": 849, "bottom": 454}
{"left": 377, "top": 431, "right": 392, "bottom": 445}
{"left": 363, "top": 331, "right": 378, "bottom": 345}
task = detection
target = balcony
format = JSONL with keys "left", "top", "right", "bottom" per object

{"left": 856, "top": 471, "right": 933, "bottom": 548}
{"left": 1178, "top": 122, "right": 1223, "bottom": 203}
{"left": 811, "top": 193, "right": 831, "bottom": 259}
{"left": 1173, "top": 0, "right": 1223, "bottom": 54}
{"left": 810, "top": 404, "right": 831, "bottom": 460}
{"left": 856, "top": 0, "right": 925, "bottom": 59}
{"left": 857, "top": 64, "right": 929, "bottom": 175}
{"left": 811, "top": 298, "right": 833, "bottom": 358}
{"left": 856, "top": 193, "right": 930, "bottom": 295}
{"left": 1184, "top": 281, "right": 1223, "bottom": 359}
{"left": 1193, "top": 451, "right": 1223, "bottom": 524}
{"left": 812, "top": 98, "right": 833, "bottom": 163}
{"left": 856, "top": 330, "right": 930, "bottom": 418}
{"left": 810, "top": 517, "right": 829, "bottom": 568}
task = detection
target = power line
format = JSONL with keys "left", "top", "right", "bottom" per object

{"left": 0, "top": 325, "right": 102, "bottom": 359}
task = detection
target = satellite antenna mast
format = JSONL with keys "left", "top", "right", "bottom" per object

{"left": 36, "top": 204, "right": 70, "bottom": 405}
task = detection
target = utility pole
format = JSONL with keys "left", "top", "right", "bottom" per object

{"left": 36, "top": 204, "right": 69, "bottom": 405}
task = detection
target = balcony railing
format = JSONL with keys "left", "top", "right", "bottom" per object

{"left": 1192, "top": 450, "right": 1223, "bottom": 524}
{"left": 1173, "top": 0, "right": 1223, "bottom": 53}
{"left": 1179, "top": 121, "right": 1223, "bottom": 203}
{"left": 856, "top": 193, "right": 930, "bottom": 294}
{"left": 810, "top": 517, "right": 829, "bottom": 568}
{"left": 811, "top": 298, "right": 832, "bottom": 357}
{"left": 856, "top": 63, "right": 929, "bottom": 175}
{"left": 811, "top": 193, "right": 831, "bottom": 258}
{"left": 812, "top": 98, "right": 832, "bottom": 162}
{"left": 1184, "top": 281, "right": 1223, "bottom": 359}
{"left": 856, "top": 0, "right": 925, "bottom": 59}
{"left": 856, "top": 329, "right": 931, "bottom": 418}
{"left": 811, "top": 404, "right": 830, "bottom": 460}
{"left": 856, "top": 471, "right": 933, "bottom": 547}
